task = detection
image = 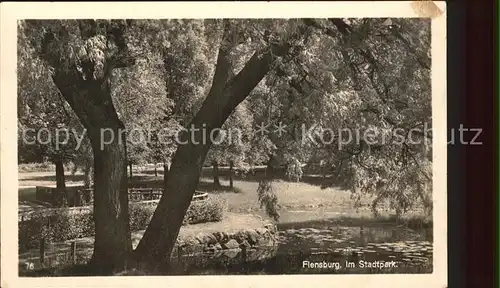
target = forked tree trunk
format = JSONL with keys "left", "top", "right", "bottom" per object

{"left": 212, "top": 161, "right": 221, "bottom": 188}
{"left": 134, "top": 24, "right": 293, "bottom": 271}
{"left": 134, "top": 134, "right": 215, "bottom": 271}
{"left": 229, "top": 160, "right": 234, "bottom": 189}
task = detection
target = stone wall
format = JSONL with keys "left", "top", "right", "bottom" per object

{"left": 19, "top": 222, "right": 279, "bottom": 273}
{"left": 173, "top": 224, "right": 278, "bottom": 256}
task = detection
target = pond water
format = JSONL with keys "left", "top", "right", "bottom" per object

{"left": 19, "top": 211, "right": 433, "bottom": 276}
{"left": 168, "top": 212, "right": 433, "bottom": 275}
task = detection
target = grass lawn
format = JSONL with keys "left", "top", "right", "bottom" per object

{"left": 206, "top": 178, "right": 370, "bottom": 213}
{"left": 18, "top": 171, "right": 84, "bottom": 187}
{"left": 18, "top": 170, "right": 428, "bottom": 224}
{"left": 18, "top": 171, "right": 370, "bottom": 213}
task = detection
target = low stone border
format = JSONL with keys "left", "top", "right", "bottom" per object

{"left": 173, "top": 224, "right": 278, "bottom": 255}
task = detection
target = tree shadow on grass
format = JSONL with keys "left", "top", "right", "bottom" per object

{"left": 196, "top": 180, "right": 244, "bottom": 194}
{"left": 130, "top": 172, "right": 349, "bottom": 194}
{"left": 127, "top": 178, "right": 244, "bottom": 194}
{"left": 19, "top": 174, "right": 84, "bottom": 184}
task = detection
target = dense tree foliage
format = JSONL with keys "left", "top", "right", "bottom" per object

{"left": 18, "top": 18, "right": 432, "bottom": 272}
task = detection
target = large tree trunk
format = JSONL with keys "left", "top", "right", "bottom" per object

{"left": 212, "top": 161, "right": 221, "bottom": 188}
{"left": 36, "top": 20, "right": 135, "bottom": 273}
{"left": 229, "top": 160, "right": 234, "bottom": 189}
{"left": 52, "top": 67, "right": 132, "bottom": 273}
{"left": 89, "top": 125, "right": 131, "bottom": 272}
{"left": 134, "top": 22, "right": 293, "bottom": 271}
{"left": 55, "top": 84, "right": 132, "bottom": 272}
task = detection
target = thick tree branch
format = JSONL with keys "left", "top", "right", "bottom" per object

{"left": 207, "top": 20, "right": 234, "bottom": 98}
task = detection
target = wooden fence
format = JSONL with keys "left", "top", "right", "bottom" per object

{"left": 34, "top": 186, "right": 209, "bottom": 208}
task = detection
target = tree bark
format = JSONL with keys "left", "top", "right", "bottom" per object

{"left": 37, "top": 20, "right": 134, "bottom": 273}
{"left": 134, "top": 22, "right": 293, "bottom": 271}
{"left": 55, "top": 83, "right": 132, "bottom": 272}
{"left": 229, "top": 160, "right": 234, "bottom": 189}
{"left": 89, "top": 125, "right": 131, "bottom": 272}
{"left": 212, "top": 161, "right": 221, "bottom": 188}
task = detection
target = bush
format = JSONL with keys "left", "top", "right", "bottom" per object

{"left": 19, "top": 208, "right": 95, "bottom": 250}
{"left": 183, "top": 198, "right": 225, "bottom": 225}
{"left": 129, "top": 197, "right": 225, "bottom": 228}
{"left": 129, "top": 203, "right": 156, "bottom": 231}
{"left": 18, "top": 162, "right": 55, "bottom": 172}
{"left": 19, "top": 197, "right": 224, "bottom": 250}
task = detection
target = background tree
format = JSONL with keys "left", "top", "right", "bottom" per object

{"left": 18, "top": 25, "right": 85, "bottom": 201}
{"left": 22, "top": 19, "right": 138, "bottom": 272}
{"left": 292, "top": 18, "right": 432, "bottom": 216}
{"left": 205, "top": 95, "right": 255, "bottom": 189}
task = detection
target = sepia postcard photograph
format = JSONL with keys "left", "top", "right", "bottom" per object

{"left": 1, "top": 2, "right": 447, "bottom": 287}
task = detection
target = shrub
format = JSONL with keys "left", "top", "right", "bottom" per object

{"left": 18, "top": 162, "right": 55, "bottom": 172}
{"left": 129, "top": 203, "right": 156, "bottom": 231}
{"left": 183, "top": 198, "right": 225, "bottom": 225}
{"left": 19, "top": 207, "right": 94, "bottom": 250}
{"left": 19, "top": 197, "right": 224, "bottom": 250}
